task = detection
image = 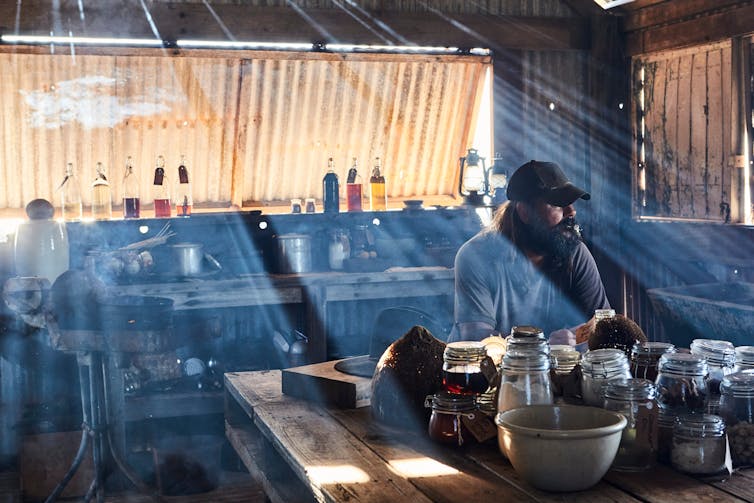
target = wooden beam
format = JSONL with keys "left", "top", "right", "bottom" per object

{"left": 623, "top": 0, "right": 748, "bottom": 32}
{"left": 626, "top": 3, "right": 754, "bottom": 55}
{"left": 0, "top": 2, "right": 590, "bottom": 51}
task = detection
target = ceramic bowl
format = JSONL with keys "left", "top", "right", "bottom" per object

{"left": 495, "top": 405, "right": 626, "bottom": 492}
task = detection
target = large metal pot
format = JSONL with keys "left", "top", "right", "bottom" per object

{"left": 171, "top": 242, "right": 204, "bottom": 276}
{"left": 275, "top": 234, "right": 311, "bottom": 274}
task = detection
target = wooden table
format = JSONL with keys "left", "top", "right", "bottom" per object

{"left": 224, "top": 370, "right": 754, "bottom": 503}
{"left": 115, "top": 267, "right": 454, "bottom": 363}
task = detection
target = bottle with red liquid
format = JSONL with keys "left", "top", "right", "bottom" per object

{"left": 346, "top": 157, "right": 362, "bottom": 212}
{"left": 174, "top": 155, "right": 192, "bottom": 217}
{"left": 122, "top": 156, "right": 140, "bottom": 219}
{"left": 152, "top": 155, "right": 171, "bottom": 218}
{"left": 442, "top": 341, "right": 489, "bottom": 395}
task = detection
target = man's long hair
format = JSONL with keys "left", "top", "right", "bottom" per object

{"left": 487, "top": 201, "right": 525, "bottom": 248}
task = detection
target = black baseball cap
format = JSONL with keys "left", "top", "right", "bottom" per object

{"left": 506, "top": 160, "right": 590, "bottom": 207}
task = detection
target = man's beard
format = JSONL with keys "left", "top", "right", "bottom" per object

{"left": 521, "top": 215, "right": 583, "bottom": 264}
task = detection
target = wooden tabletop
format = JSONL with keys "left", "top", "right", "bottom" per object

{"left": 224, "top": 370, "right": 754, "bottom": 503}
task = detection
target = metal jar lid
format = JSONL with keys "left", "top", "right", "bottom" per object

{"left": 509, "top": 325, "right": 545, "bottom": 339}
{"left": 426, "top": 391, "right": 476, "bottom": 413}
{"left": 444, "top": 341, "right": 487, "bottom": 365}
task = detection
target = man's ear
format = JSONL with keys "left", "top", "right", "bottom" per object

{"left": 515, "top": 201, "right": 532, "bottom": 224}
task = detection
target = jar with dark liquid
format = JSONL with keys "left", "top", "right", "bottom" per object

{"left": 442, "top": 341, "right": 488, "bottom": 395}
{"left": 323, "top": 158, "right": 339, "bottom": 214}
{"left": 631, "top": 341, "right": 675, "bottom": 382}
{"left": 346, "top": 158, "right": 362, "bottom": 212}
{"left": 426, "top": 391, "right": 477, "bottom": 446}
{"left": 122, "top": 156, "right": 140, "bottom": 219}
{"left": 152, "top": 155, "right": 171, "bottom": 218}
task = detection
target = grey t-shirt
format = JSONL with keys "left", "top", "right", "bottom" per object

{"left": 452, "top": 230, "right": 609, "bottom": 339}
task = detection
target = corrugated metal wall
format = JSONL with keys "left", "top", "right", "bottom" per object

{"left": 0, "top": 50, "right": 487, "bottom": 210}
{"left": 633, "top": 41, "right": 732, "bottom": 221}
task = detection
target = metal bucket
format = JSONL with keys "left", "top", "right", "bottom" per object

{"left": 171, "top": 242, "right": 204, "bottom": 276}
{"left": 276, "top": 234, "right": 311, "bottom": 274}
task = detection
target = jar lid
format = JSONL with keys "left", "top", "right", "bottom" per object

{"left": 594, "top": 308, "right": 616, "bottom": 321}
{"left": 509, "top": 325, "right": 545, "bottom": 339}
{"left": 604, "top": 377, "right": 657, "bottom": 401}
{"left": 674, "top": 413, "right": 725, "bottom": 437}
{"left": 550, "top": 346, "right": 580, "bottom": 371}
{"left": 505, "top": 337, "right": 550, "bottom": 355}
{"left": 690, "top": 339, "right": 735, "bottom": 366}
{"left": 581, "top": 348, "right": 628, "bottom": 377}
{"left": 631, "top": 341, "right": 676, "bottom": 358}
{"left": 658, "top": 352, "right": 708, "bottom": 376}
{"left": 427, "top": 391, "right": 476, "bottom": 412}
{"left": 444, "top": 341, "right": 487, "bottom": 364}
{"left": 735, "top": 346, "right": 754, "bottom": 366}
{"left": 502, "top": 350, "right": 551, "bottom": 371}
{"left": 720, "top": 369, "right": 754, "bottom": 398}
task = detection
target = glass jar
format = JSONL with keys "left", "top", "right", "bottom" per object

{"left": 442, "top": 341, "right": 489, "bottom": 395}
{"left": 497, "top": 350, "right": 553, "bottom": 413}
{"left": 671, "top": 414, "right": 727, "bottom": 479}
{"left": 655, "top": 353, "right": 708, "bottom": 413}
{"left": 690, "top": 339, "right": 735, "bottom": 395}
{"left": 475, "top": 390, "right": 497, "bottom": 417}
{"left": 580, "top": 348, "right": 631, "bottom": 406}
{"left": 719, "top": 370, "right": 754, "bottom": 467}
{"left": 656, "top": 409, "right": 676, "bottom": 465}
{"left": 290, "top": 198, "right": 302, "bottom": 213}
{"left": 305, "top": 198, "right": 316, "bottom": 213}
{"left": 734, "top": 346, "right": 754, "bottom": 371}
{"left": 426, "top": 392, "right": 477, "bottom": 446}
{"left": 550, "top": 345, "right": 581, "bottom": 375}
{"left": 603, "top": 378, "right": 657, "bottom": 471}
{"left": 630, "top": 341, "right": 675, "bottom": 382}
{"left": 506, "top": 336, "right": 550, "bottom": 356}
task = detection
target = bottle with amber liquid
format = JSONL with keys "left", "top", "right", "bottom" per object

{"left": 323, "top": 157, "right": 339, "bottom": 214}
{"left": 369, "top": 157, "right": 387, "bottom": 211}
{"left": 174, "top": 155, "right": 192, "bottom": 217}
{"left": 346, "top": 157, "right": 362, "bottom": 212}
{"left": 59, "top": 162, "right": 83, "bottom": 221}
{"left": 152, "top": 155, "right": 171, "bottom": 218}
{"left": 91, "top": 162, "right": 112, "bottom": 220}
{"left": 122, "top": 156, "right": 140, "bottom": 219}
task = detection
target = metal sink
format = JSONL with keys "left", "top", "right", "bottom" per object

{"left": 647, "top": 282, "right": 754, "bottom": 348}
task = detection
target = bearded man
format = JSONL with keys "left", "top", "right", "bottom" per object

{"left": 450, "top": 160, "right": 609, "bottom": 344}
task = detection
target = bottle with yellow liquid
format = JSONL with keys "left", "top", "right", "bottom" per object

{"left": 369, "top": 157, "right": 387, "bottom": 211}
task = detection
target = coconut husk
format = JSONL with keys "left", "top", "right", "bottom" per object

{"left": 370, "top": 325, "right": 445, "bottom": 430}
{"left": 588, "top": 314, "right": 647, "bottom": 356}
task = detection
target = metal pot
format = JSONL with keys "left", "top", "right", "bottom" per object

{"left": 172, "top": 242, "right": 204, "bottom": 276}
{"left": 275, "top": 234, "right": 311, "bottom": 274}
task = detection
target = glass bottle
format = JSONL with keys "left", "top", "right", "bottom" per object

{"left": 290, "top": 198, "right": 302, "bottom": 214}
{"left": 369, "top": 157, "right": 387, "bottom": 211}
{"left": 175, "top": 155, "right": 192, "bottom": 217}
{"left": 630, "top": 341, "right": 675, "bottom": 382}
{"left": 580, "top": 348, "right": 631, "bottom": 407}
{"left": 305, "top": 198, "right": 316, "bottom": 213}
{"left": 59, "top": 162, "right": 83, "bottom": 221}
{"left": 122, "top": 156, "right": 140, "bottom": 219}
{"left": 323, "top": 158, "right": 339, "bottom": 214}
{"left": 346, "top": 158, "right": 363, "bottom": 212}
{"left": 426, "top": 391, "right": 477, "bottom": 446}
{"left": 442, "top": 341, "right": 489, "bottom": 395}
{"left": 152, "top": 155, "right": 171, "bottom": 218}
{"left": 671, "top": 414, "right": 728, "bottom": 479}
{"left": 91, "top": 162, "right": 112, "bottom": 220}
{"left": 719, "top": 370, "right": 754, "bottom": 467}
{"left": 734, "top": 346, "right": 754, "bottom": 371}
{"left": 655, "top": 353, "right": 708, "bottom": 413}
{"left": 497, "top": 349, "right": 553, "bottom": 413}
{"left": 603, "top": 378, "right": 658, "bottom": 471}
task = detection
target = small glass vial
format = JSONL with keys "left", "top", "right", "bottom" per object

{"left": 734, "top": 346, "right": 754, "bottom": 371}
{"left": 671, "top": 414, "right": 728, "bottom": 479}
{"left": 305, "top": 198, "right": 316, "bottom": 213}
{"left": 604, "top": 378, "right": 658, "bottom": 471}
{"left": 290, "top": 198, "right": 302, "bottom": 214}
{"left": 655, "top": 353, "right": 708, "bottom": 413}
{"left": 122, "top": 156, "right": 140, "bottom": 219}
{"left": 498, "top": 350, "right": 553, "bottom": 413}
{"left": 426, "top": 391, "right": 476, "bottom": 446}
{"left": 630, "top": 341, "right": 675, "bottom": 382}
{"left": 91, "top": 162, "right": 112, "bottom": 220}
{"left": 442, "top": 341, "right": 488, "bottom": 395}
{"left": 719, "top": 370, "right": 754, "bottom": 467}
{"left": 60, "top": 162, "right": 83, "bottom": 221}
{"left": 580, "top": 348, "right": 631, "bottom": 407}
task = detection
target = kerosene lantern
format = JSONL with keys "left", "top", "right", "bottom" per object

{"left": 458, "top": 148, "right": 487, "bottom": 205}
